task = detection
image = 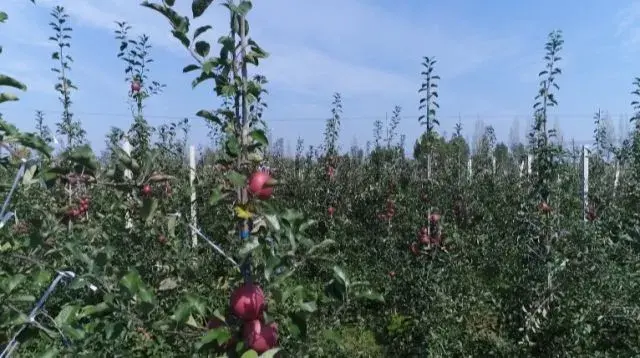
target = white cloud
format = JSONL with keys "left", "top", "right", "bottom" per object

{"left": 616, "top": 1, "right": 640, "bottom": 47}
{"left": 1, "top": 0, "right": 535, "bottom": 151}
{"left": 1, "top": 0, "right": 53, "bottom": 48}
{"left": 3, "top": 0, "right": 522, "bottom": 99}
{"left": 2, "top": 58, "right": 54, "bottom": 95}
{"left": 262, "top": 44, "right": 416, "bottom": 97}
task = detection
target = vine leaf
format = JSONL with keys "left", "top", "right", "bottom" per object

{"left": 192, "top": 0, "right": 215, "bottom": 18}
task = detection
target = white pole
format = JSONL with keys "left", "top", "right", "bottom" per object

{"left": 491, "top": 155, "right": 496, "bottom": 175}
{"left": 189, "top": 145, "right": 197, "bottom": 247}
{"left": 614, "top": 161, "right": 620, "bottom": 191}
{"left": 467, "top": 158, "right": 472, "bottom": 178}
{"left": 121, "top": 137, "right": 133, "bottom": 229}
{"left": 527, "top": 154, "right": 533, "bottom": 175}
{"left": 581, "top": 146, "right": 589, "bottom": 222}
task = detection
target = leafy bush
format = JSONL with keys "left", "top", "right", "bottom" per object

{"left": 1, "top": 1, "right": 639, "bottom": 357}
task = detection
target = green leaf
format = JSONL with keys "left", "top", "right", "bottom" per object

{"left": 21, "top": 164, "right": 38, "bottom": 186}
{"left": 325, "top": 280, "right": 346, "bottom": 301}
{"left": 186, "top": 294, "right": 208, "bottom": 316}
{"left": 220, "top": 84, "right": 235, "bottom": 97}
{"left": 307, "top": 239, "right": 335, "bottom": 255}
{"left": 163, "top": 0, "right": 175, "bottom": 6}
{"left": 249, "top": 129, "right": 268, "bottom": 147}
{"left": 105, "top": 322, "right": 126, "bottom": 340}
{"left": 40, "top": 166, "right": 67, "bottom": 187}
{"left": 183, "top": 64, "right": 200, "bottom": 73}
{"left": 259, "top": 349, "right": 281, "bottom": 358}
{"left": 54, "top": 305, "right": 79, "bottom": 325}
{"left": 141, "top": 197, "right": 159, "bottom": 224}
{"left": 354, "top": 289, "right": 385, "bottom": 303}
{"left": 0, "top": 75, "right": 27, "bottom": 90}
{"left": 239, "top": 238, "right": 260, "bottom": 258}
{"left": 195, "top": 327, "right": 232, "bottom": 350}
{"left": 120, "top": 271, "right": 142, "bottom": 294}
{"left": 77, "top": 302, "right": 111, "bottom": 318}
{"left": 0, "top": 93, "right": 19, "bottom": 103}
{"left": 18, "top": 132, "right": 52, "bottom": 157}
{"left": 9, "top": 294, "right": 36, "bottom": 302}
{"left": 264, "top": 254, "right": 281, "bottom": 281}
{"left": 236, "top": 1, "right": 253, "bottom": 16}
{"left": 195, "top": 109, "right": 222, "bottom": 126}
{"left": 119, "top": 271, "right": 154, "bottom": 303}
{"left": 171, "top": 303, "right": 191, "bottom": 323}
{"left": 193, "top": 25, "right": 212, "bottom": 39}
{"left": 247, "top": 150, "right": 263, "bottom": 163}
{"left": 138, "top": 287, "right": 155, "bottom": 303}
{"left": 332, "top": 266, "right": 349, "bottom": 287}
{"left": 201, "top": 58, "right": 217, "bottom": 74}
{"left": 212, "top": 309, "right": 226, "bottom": 323}
{"left": 65, "top": 144, "right": 99, "bottom": 172}
{"left": 158, "top": 277, "right": 178, "bottom": 291}
{"left": 209, "top": 185, "right": 228, "bottom": 205}
{"left": 192, "top": 0, "right": 215, "bottom": 18}
{"left": 195, "top": 41, "right": 210, "bottom": 57}
{"left": 141, "top": 2, "right": 189, "bottom": 33}
{"left": 225, "top": 136, "right": 240, "bottom": 157}
{"left": 0, "top": 119, "right": 19, "bottom": 135}
{"left": 0, "top": 12, "right": 8, "bottom": 23}
{"left": 264, "top": 214, "right": 280, "bottom": 231}
{"left": 110, "top": 143, "right": 139, "bottom": 173}
{"left": 167, "top": 214, "right": 177, "bottom": 237}
{"left": 241, "top": 350, "right": 259, "bottom": 358}
{"left": 299, "top": 301, "right": 317, "bottom": 313}
{"left": 38, "top": 348, "right": 59, "bottom": 358}
{"left": 287, "top": 311, "right": 308, "bottom": 337}
{"left": 172, "top": 30, "right": 190, "bottom": 48}
{"left": 225, "top": 171, "right": 246, "bottom": 188}
{"left": 1, "top": 274, "right": 26, "bottom": 293}
{"left": 185, "top": 314, "right": 200, "bottom": 328}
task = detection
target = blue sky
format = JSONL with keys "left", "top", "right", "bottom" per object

{"left": 1, "top": 0, "right": 640, "bottom": 155}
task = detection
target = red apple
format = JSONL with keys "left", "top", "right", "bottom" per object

{"left": 410, "top": 242, "right": 420, "bottom": 255}
{"left": 131, "top": 80, "right": 141, "bottom": 92}
{"left": 248, "top": 171, "right": 274, "bottom": 200}
{"left": 141, "top": 184, "right": 152, "bottom": 196}
{"left": 538, "top": 201, "right": 552, "bottom": 213}
{"left": 243, "top": 319, "right": 278, "bottom": 353}
{"left": 230, "top": 283, "right": 265, "bottom": 321}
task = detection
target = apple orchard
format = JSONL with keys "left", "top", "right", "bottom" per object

{"left": 1, "top": 1, "right": 640, "bottom": 357}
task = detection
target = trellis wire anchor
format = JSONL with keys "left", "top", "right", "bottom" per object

{"left": 0, "top": 159, "right": 29, "bottom": 229}
{"left": 0, "top": 271, "right": 76, "bottom": 358}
